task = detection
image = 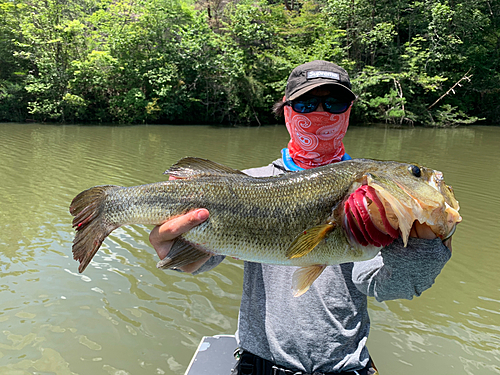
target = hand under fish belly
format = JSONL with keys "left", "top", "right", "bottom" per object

{"left": 70, "top": 157, "right": 461, "bottom": 296}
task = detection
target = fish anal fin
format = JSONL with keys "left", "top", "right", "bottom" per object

{"left": 164, "top": 157, "right": 247, "bottom": 179}
{"left": 286, "top": 223, "right": 336, "bottom": 259}
{"left": 156, "top": 238, "right": 210, "bottom": 269}
{"left": 292, "top": 265, "right": 327, "bottom": 297}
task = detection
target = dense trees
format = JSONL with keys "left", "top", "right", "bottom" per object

{"left": 0, "top": 0, "right": 498, "bottom": 126}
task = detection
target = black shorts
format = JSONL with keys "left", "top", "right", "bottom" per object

{"left": 231, "top": 351, "right": 378, "bottom": 375}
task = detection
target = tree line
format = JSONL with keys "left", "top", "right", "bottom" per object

{"left": 0, "top": 0, "right": 498, "bottom": 126}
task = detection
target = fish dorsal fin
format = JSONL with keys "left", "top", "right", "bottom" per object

{"left": 164, "top": 157, "right": 247, "bottom": 179}
{"left": 286, "top": 223, "right": 336, "bottom": 259}
{"left": 292, "top": 265, "right": 327, "bottom": 297}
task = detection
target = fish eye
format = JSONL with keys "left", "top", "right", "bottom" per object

{"left": 409, "top": 165, "right": 421, "bottom": 178}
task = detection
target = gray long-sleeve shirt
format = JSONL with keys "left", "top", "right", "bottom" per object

{"left": 194, "top": 158, "right": 451, "bottom": 373}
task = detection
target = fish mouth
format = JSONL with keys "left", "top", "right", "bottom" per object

{"left": 342, "top": 171, "right": 461, "bottom": 248}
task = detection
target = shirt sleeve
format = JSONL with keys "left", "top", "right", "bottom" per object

{"left": 351, "top": 237, "right": 451, "bottom": 302}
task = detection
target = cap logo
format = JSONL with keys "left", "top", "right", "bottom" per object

{"left": 306, "top": 71, "right": 340, "bottom": 81}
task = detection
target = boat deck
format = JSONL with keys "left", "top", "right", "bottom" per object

{"left": 185, "top": 335, "right": 238, "bottom": 375}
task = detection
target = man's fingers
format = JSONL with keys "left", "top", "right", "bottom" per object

{"left": 409, "top": 221, "right": 437, "bottom": 240}
{"left": 157, "top": 209, "right": 209, "bottom": 240}
{"left": 149, "top": 209, "right": 209, "bottom": 260}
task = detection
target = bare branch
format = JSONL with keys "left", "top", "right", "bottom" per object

{"left": 428, "top": 68, "right": 472, "bottom": 110}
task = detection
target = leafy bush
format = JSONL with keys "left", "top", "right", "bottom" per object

{"left": 0, "top": 0, "right": 498, "bottom": 125}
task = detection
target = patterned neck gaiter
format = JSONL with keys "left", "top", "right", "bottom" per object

{"left": 284, "top": 103, "right": 352, "bottom": 169}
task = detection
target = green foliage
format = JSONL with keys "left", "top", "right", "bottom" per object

{"left": 433, "top": 104, "right": 483, "bottom": 127}
{"left": 0, "top": 0, "right": 498, "bottom": 125}
{"left": 68, "top": 50, "right": 121, "bottom": 122}
{"left": 0, "top": 80, "right": 26, "bottom": 122}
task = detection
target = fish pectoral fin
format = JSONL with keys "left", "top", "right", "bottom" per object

{"left": 164, "top": 157, "right": 247, "bottom": 179}
{"left": 286, "top": 223, "right": 336, "bottom": 259}
{"left": 156, "top": 238, "right": 210, "bottom": 269}
{"left": 292, "top": 265, "right": 327, "bottom": 297}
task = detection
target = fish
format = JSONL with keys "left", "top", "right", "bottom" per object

{"left": 69, "top": 157, "right": 461, "bottom": 296}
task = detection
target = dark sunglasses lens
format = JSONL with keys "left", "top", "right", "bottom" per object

{"left": 324, "top": 97, "right": 350, "bottom": 113}
{"left": 292, "top": 97, "right": 319, "bottom": 113}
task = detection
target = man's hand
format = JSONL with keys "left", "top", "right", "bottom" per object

{"left": 149, "top": 209, "right": 210, "bottom": 273}
{"left": 409, "top": 221, "right": 437, "bottom": 239}
{"left": 409, "top": 221, "right": 452, "bottom": 251}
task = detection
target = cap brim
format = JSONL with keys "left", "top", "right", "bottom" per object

{"left": 288, "top": 81, "right": 356, "bottom": 101}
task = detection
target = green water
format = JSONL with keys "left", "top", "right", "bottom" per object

{"left": 0, "top": 123, "right": 498, "bottom": 375}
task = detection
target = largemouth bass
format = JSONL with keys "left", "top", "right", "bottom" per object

{"left": 70, "top": 157, "right": 461, "bottom": 296}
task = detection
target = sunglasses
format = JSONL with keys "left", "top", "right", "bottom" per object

{"left": 287, "top": 95, "right": 351, "bottom": 114}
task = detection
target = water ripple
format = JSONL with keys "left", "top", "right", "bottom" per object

{"left": 0, "top": 124, "right": 499, "bottom": 374}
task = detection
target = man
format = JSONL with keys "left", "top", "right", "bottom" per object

{"left": 149, "top": 61, "right": 451, "bottom": 374}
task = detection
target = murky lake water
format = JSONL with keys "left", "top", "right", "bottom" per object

{"left": 0, "top": 123, "right": 499, "bottom": 375}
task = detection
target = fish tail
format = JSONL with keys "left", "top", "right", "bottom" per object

{"left": 69, "top": 185, "right": 120, "bottom": 273}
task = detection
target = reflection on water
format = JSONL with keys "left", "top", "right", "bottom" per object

{"left": 0, "top": 123, "right": 499, "bottom": 375}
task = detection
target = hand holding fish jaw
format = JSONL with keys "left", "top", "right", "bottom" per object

{"left": 409, "top": 221, "right": 453, "bottom": 252}
{"left": 410, "top": 222, "right": 437, "bottom": 240}
{"left": 149, "top": 209, "right": 210, "bottom": 273}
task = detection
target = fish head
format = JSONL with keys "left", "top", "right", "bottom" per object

{"left": 344, "top": 161, "right": 461, "bottom": 247}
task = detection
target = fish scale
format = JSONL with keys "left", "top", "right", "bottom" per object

{"left": 70, "top": 157, "right": 460, "bottom": 296}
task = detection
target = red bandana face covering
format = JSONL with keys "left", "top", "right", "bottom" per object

{"left": 284, "top": 102, "right": 352, "bottom": 169}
